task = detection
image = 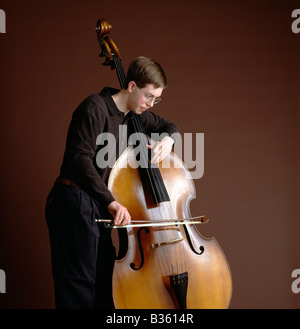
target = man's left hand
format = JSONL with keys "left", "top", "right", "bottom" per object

{"left": 147, "top": 136, "right": 174, "bottom": 164}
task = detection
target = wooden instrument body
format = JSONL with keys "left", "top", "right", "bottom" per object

{"left": 108, "top": 144, "right": 232, "bottom": 309}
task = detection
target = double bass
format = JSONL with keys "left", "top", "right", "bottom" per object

{"left": 95, "top": 19, "right": 232, "bottom": 309}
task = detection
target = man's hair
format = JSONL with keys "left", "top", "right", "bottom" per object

{"left": 124, "top": 56, "right": 167, "bottom": 89}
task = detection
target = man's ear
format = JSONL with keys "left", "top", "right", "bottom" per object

{"left": 127, "top": 81, "right": 136, "bottom": 93}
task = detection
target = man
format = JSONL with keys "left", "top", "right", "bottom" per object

{"left": 45, "top": 56, "right": 179, "bottom": 309}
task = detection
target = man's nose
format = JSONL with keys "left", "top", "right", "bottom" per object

{"left": 147, "top": 99, "right": 155, "bottom": 107}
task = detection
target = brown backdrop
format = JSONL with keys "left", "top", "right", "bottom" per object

{"left": 0, "top": 0, "right": 299, "bottom": 309}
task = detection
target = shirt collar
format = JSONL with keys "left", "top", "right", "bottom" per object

{"left": 100, "top": 87, "right": 125, "bottom": 117}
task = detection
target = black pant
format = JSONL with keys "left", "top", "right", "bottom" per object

{"left": 45, "top": 183, "right": 116, "bottom": 309}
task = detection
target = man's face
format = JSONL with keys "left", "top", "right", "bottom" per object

{"left": 129, "top": 82, "right": 163, "bottom": 114}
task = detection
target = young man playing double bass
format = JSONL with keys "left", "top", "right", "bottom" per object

{"left": 45, "top": 56, "right": 179, "bottom": 309}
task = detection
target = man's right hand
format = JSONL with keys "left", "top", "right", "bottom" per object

{"left": 107, "top": 201, "right": 131, "bottom": 226}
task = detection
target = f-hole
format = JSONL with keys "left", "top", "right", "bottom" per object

{"left": 130, "top": 227, "right": 150, "bottom": 270}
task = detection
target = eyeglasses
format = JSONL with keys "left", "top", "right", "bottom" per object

{"left": 137, "top": 87, "right": 162, "bottom": 105}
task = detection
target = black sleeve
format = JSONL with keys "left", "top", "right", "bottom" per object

{"left": 140, "top": 110, "right": 180, "bottom": 143}
{"left": 62, "top": 96, "right": 115, "bottom": 207}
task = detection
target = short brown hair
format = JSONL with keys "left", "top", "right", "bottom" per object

{"left": 124, "top": 56, "right": 167, "bottom": 89}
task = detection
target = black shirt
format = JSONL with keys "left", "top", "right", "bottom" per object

{"left": 59, "top": 87, "right": 179, "bottom": 207}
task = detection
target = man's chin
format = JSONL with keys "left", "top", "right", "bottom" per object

{"left": 139, "top": 107, "right": 147, "bottom": 113}
{"left": 133, "top": 107, "right": 147, "bottom": 114}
